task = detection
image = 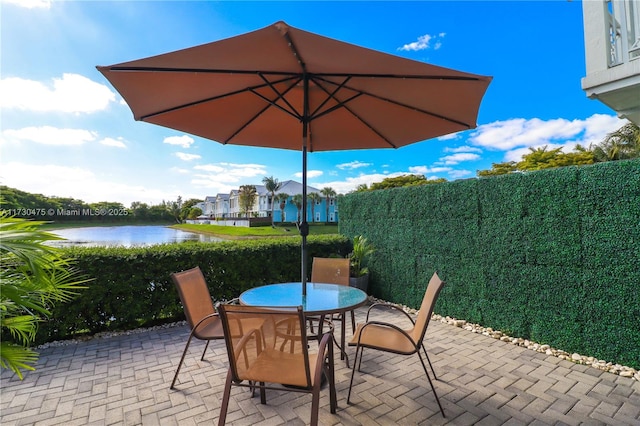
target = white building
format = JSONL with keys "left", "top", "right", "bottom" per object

{"left": 201, "top": 180, "right": 338, "bottom": 223}
{"left": 582, "top": 0, "right": 640, "bottom": 125}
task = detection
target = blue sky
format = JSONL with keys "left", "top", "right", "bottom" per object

{"left": 0, "top": 0, "right": 628, "bottom": 206}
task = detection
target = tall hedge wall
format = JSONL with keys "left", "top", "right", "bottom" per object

{"left": 339, "top": 159, "right": 640, "bottom": 369}
{"left": 38, "top": 235, "right": 350, "bottom": 344}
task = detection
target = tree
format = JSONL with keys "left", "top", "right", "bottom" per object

{"left": 187, "top": 207, "right": 203, "bottom": 220}
{"left": 0, "top": 213, "right": 87, "bottom": 379}
{"left": 291, "top": 194, "right": 303, "bottom": 223}
{"left": 516, "top": 146, "right": 594, "bottom": 170}
{"left": 166, "top": 196, "right": 183, "bottom": 223}
{"left": 369, "top": 174, "right": 446, "bottom": 190}
{"left": 262, "top": 176, "right": 282, "bottom": 227}
{"left": 477, "top": 145, "right": 595, "bottom": 177}
{"left": 477, "top": 161, "right": 518, "bottom": 177}
{"left": 276, "top": 193, "right": 289, "bottom": 222}
{"left": 592, "top": 122, "right": 640, "bottom": 162}
{"left": 353, "top": 184, "right": 369, "bottom": 193}
{"left": 238, "top": 185, "right": 257, "bottom": 218}
{"left": 320, "top": 187, "right": 336, "bottom": 223}
{"left": 180, "top": 198, "right": 203, "bottom": 220}
{"left": 308, "top": 192, "right": 322, "bottom": 223}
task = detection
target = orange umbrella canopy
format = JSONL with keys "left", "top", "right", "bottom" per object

{"left": 97, "top": 21, "right": 491, "bottom": 153}
{"left": 97, "top": 21, "right": 491, "bottom": 290}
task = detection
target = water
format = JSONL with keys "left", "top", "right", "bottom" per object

{"left": 48, "top": 225, "right": 225, "bottom": 247}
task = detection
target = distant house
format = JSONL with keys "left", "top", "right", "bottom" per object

{"left": 581, "top": 0, "right": 640, "bottom": 125}
{"left": 203, "top": 180, "right": 339, "bottom": 223}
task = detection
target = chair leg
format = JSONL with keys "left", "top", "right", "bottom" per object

{"left": 421, "top": 344, "right": 437, "bottom": 380}
{"left": 259, "top": 382, "right": 266, "bottom": 404}
{"left": 347, "top": 344, "right": 363, "bottom": 404}
{"left": 201, "top": 340, "right": 210, "bottom": 361}
{"left": 170, "top": 334, "right": 195, "bottom": 389}
{"left": 327, "top": 338, "right": 337, "bottom": 413}
{"left": 310, "top": 385, "right": 320, "bottom": 426}
{"left": 218, "top": 369, "right": 233, "bottom": 426}
{"left": 417, "top": 351, "right": 445, "bottom": 418}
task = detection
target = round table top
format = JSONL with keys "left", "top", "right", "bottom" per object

{"left": 239, "top": 282, "right": 368, "bottom": 315}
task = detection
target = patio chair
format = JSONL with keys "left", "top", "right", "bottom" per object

{"left": 347, "top": 271, "right": 446, "bottom": 417}
{"left": 310, "top": 257, "right": 356, "bottom": 358}
{"left": 169, "top": 266, "right": 224, "bottom": 389}
{"left": 217, "top": 304, "right": 337, "bottom": 426}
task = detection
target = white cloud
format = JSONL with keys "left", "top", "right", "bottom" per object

{"left": 3, "top": 126, "right": 97, "bottom": 146}
{"left": 447, "top": 169, "right": 473, "bottom": 179}
{"left": 398, "top": 33, "right": 445, "bottom": 52}
{"left": 437, "top": 133, "right": 461, "bottom": 141}
{"left": 468, "top": 114, "right": 626, "bottom": 152}
{"left": 439, "top": 152, "right": 481, "bottom": 165}
{"left": 0, "top": 162, "right": 175, "bottom": 206}
{"left": 336, "top": 161, "right": 372, "bottom": 170}
{"left": 444, "top": 145, "right": 483, "bottom": 154}
{"left": 0, "top": 74, "right": 115, "bottom": 113}
{"left": 409, "top": 166, "right": 452, "bottom": 174}
{"left": 1, "top": 0, "right": 51, "bottom": 9}
{"left": 294, "top": 170, "right": 323, "bottom": 179}
{"left": 163, "top": 135, "right": 194, "bottom": 148}
{"left": 194, "top": 164, "right": 225, "bottom": 173}
{"left": 175, "top": 152, "right": 201, "bottom": 161}
{"left": 100, "top": 137, "right": 127, "bottom": 148}
{"left": 170, "top": 167, "right": 190, "bottom": 174}
{"left": 190, "top": 162, "right": 269, "bottom": 191}
{"left": 314, "top": 172, "right": 409, "bottom": 194}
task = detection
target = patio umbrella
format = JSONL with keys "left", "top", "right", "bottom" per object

{"left": 97, "top": 21, "right": 492, "bottom": 294}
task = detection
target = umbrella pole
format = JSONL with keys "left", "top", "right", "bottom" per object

{"left": 300, "top": 143, "right": 309, "bottom": 296}
{"left": 300, "top": 73, "right": 310, "bottom": 296}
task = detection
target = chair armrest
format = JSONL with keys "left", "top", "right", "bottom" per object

{"left": 313, "top": 332, "right": 333, "bottom": 386}
{"left": 355, "top": 320, "right": 416, "bottom": 348}
{"left": 233, "top": 327, "right": 264, "bottom": 364}
{"left": 192, "top": 313, "right": 220, "bottom": 332}
{"left": 366, "top": 303, "right": 416, "bottom": 325}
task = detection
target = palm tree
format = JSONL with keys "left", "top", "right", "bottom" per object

{"left": 591, "top": 122, "right": 640, "bottom": 162}
{"left": 291, "top": 194, "right": 303, "bottom": 223}
{"left": 0, "top": 213, "right": 87, "bottom": 379}
{"left": 276, "top": 192, "right": 289, "bottom": 223}
{"left": 320, "top": 187, "right": 336, "bottom": 223}
{"left": 308, "top": 192, "right": 322, "bottom": 223}
{"left": 238, "top": 185, "right": 257, "bottom": 218}
{"left": 262, "top": 176, "right": 282, "bottom": 227}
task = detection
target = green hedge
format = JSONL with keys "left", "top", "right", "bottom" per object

{"left": 38, "top": 235, "right": 350, "bottom": 344}
{"left": 339, "top": 159, "right": 640, "bottom": 369}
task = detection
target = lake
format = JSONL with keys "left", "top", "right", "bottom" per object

{"left": 48, "top": 225, "right": 226, "bottom": 247}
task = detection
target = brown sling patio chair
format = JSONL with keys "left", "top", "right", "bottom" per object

{"left": 217, "top": 304, "right": 337, "bottom": 426}
{"left": 347, "top": 271, "right": 446, "bottom": 417}
{"left": 310, "top": 257, "right": 356, "bottom": 359}
{"left": 170, "top": 266, "right": 225, "bottom": 389}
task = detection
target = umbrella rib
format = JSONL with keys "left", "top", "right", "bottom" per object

{"left": 105, "top": 65, "right": 300, "bottom": 77}
{"left": 253, "top": 73, "right": 303, "bottom": 120}
{"left": 138, "top": 75, "right": 299, "bottom": 121}
{"left": 105, "top": 65, "right": 483, "bottom": 82}
{"left": 314, "top": 75, "right": 474, "bottom": 129}
{"left": 308, "top": 76, "right": 352, "bottom": 119}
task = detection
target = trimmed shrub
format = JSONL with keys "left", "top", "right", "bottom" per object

{"left": 339, "top": 160, "right": 640, "bottom": 369}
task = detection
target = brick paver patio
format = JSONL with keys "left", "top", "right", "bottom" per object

{"left": 2, "top": 305, "right": 639, "bottom": 425}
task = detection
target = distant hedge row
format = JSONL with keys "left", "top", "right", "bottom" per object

{"left": 339, "top": 159, "right": 640, "bottom": 369}
{"left": 38, "top": 235, "right": 350, "bottom": 344}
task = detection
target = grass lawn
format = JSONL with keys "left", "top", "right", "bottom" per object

{"left": 172, "top": 223, "right": 339, "bottom": 238}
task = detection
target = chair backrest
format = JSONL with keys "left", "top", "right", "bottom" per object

{"left": 410, "top": 272, "right": 445, "bottom": 344}
{"left": 311, "top": 257, "right": 350, "bottom": 286}
{"left": 218, "top": 304, "right": 313, "bottom": 388}
{"left": 171, "top": 267, "right": 216, "bottom": 330}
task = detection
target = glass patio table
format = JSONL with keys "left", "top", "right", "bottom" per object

{"left": 239, "top": 282, "right": 368, "bottom": 364}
